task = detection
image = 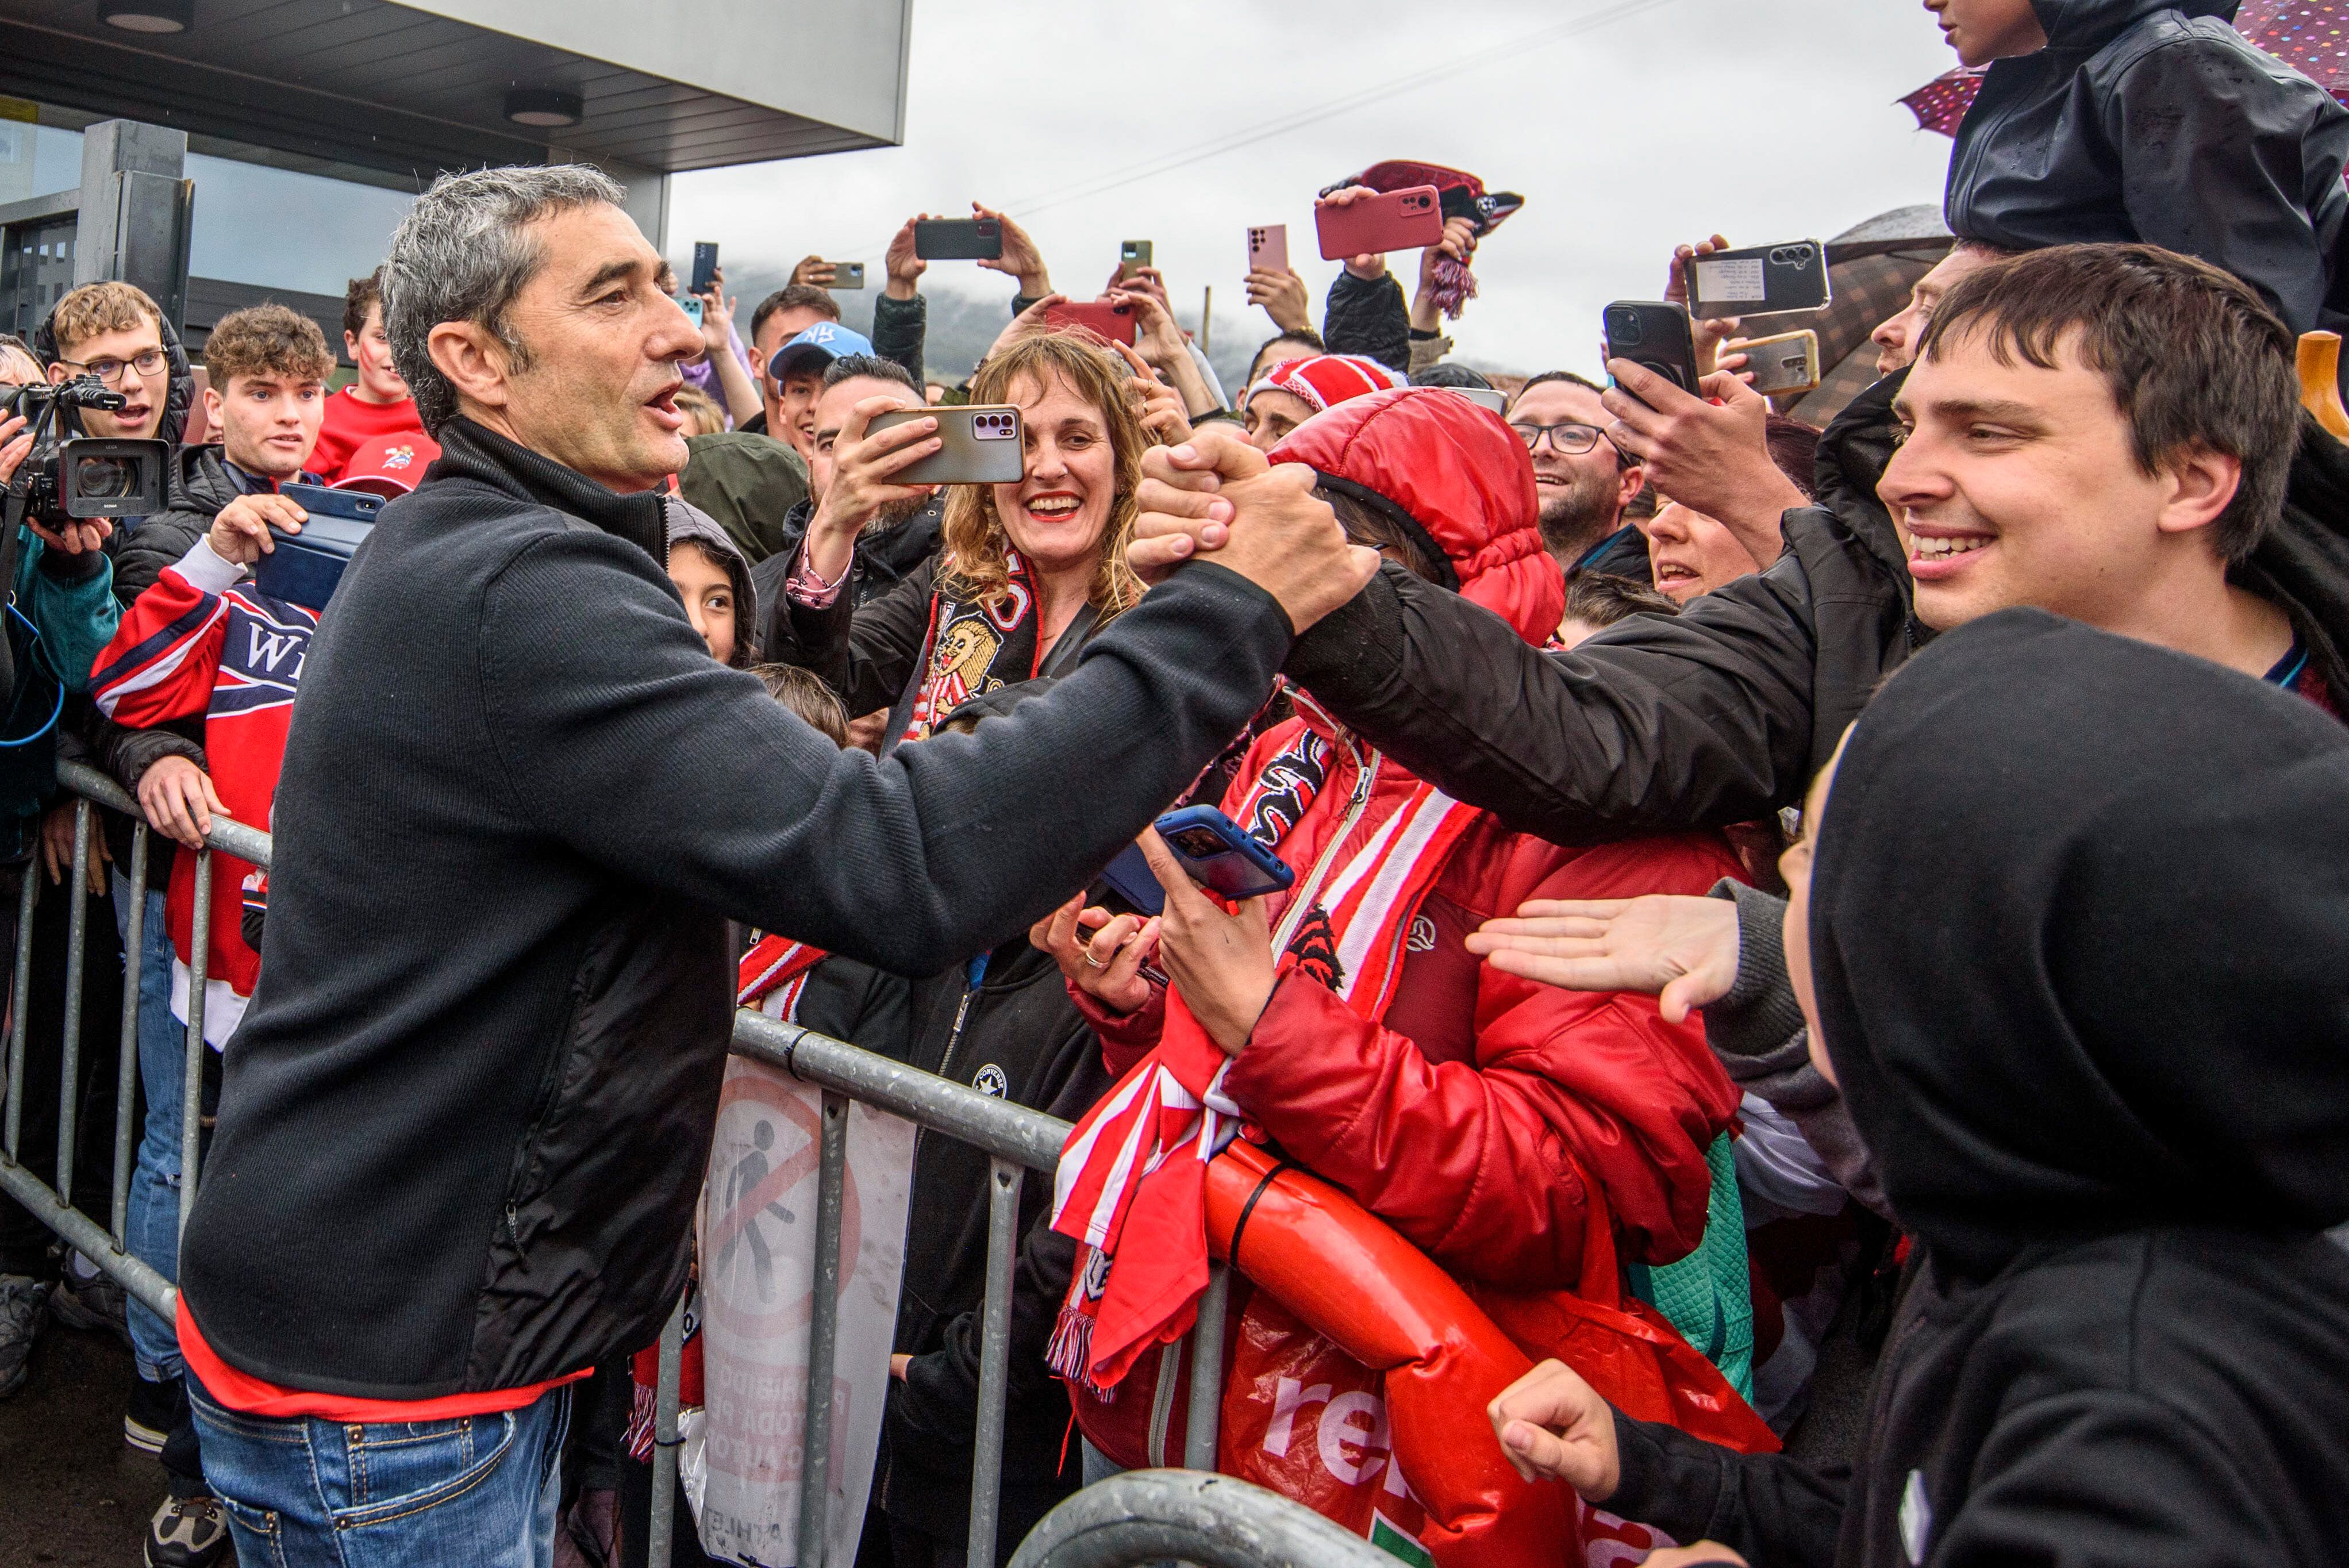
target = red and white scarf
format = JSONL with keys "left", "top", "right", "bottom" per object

{"left": 1048, "top": 729, "right": 1482, "bottom": 1396}
{"left": 898, "top": 550, "right": 1041, "bottom": 745}
{"left": 738, "top": 933, "right": 829, "bottom": 1021}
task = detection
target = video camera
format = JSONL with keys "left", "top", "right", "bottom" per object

{"left": 2, "top": 374, "right": 172, "bottom": 536}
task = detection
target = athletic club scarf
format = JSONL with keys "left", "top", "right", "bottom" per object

{"left": 897, "top": 550, "right": 1045, "bottom": 745}
{"left": 738, "top": 933, "right": 829, "bottom": 1021}
{"left": 1048, "top": 730, "right": 1482, "bottom": 1396}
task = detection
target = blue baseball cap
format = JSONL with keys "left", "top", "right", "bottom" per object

{"left": 769, "top": 322, "right": 874, "bottom": 383}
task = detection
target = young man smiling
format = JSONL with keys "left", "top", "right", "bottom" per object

{"left": 308, "top": 268, "right": 424, "bottom": 482}
{"left": 1137, "top": 243, "right": 2343, "bottom": 847}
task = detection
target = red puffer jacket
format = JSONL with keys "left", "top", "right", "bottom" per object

{"left": 1068, "top": 390, "right": 1747, "bottom": 1472}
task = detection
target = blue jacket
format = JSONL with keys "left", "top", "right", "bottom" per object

{"left": 13, "top": 525, "right": 119, "bottom": 694}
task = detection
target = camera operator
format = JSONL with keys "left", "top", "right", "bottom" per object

{"left": 169, "top": 165, "right": 1369, "bottom": 1568}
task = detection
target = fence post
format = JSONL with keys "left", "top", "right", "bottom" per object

{"left": 177, "top": 850, "right": 209, "bottom": 1239}
{"left": 53, "top": 800, "right": 91, "bottom": 1204}
{"left": 6, "top": 863, "right": 37, "bottom": 1158}
{"left": 966, "top": 1158, "right": 1022, "bottom": 1568}
{"left": 796, "top": 1089, "right": 849, "bottom": 1568}
{"left": 648, "top": 1289, "right": 686, "bottom": 1568}
{"left": 1183, "top": 1261, "right": 1230, "bottom": 1471}
{"left": 109, "top": 824, "right": 149, "bottom": 1245}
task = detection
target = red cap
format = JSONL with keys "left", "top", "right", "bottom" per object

{"left": 332, "top": 433, "right": 441, "bottom": 498}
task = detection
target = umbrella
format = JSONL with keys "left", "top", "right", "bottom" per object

{"left": 1901, "top": 2, "right": 2349, "bottom": 135}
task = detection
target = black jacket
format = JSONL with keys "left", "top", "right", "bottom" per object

{"left": 178, "top": 417, "right": 1293, "bottom": 1398}
{"left": 1285, "top": 368, "right": 2349, "bottom": 843}
{"left": 1321, "top": 270, "right": 1410, "bottom": 374}
{"left": 748, "top": 494, "right": 943, "bottom": 641}
{"left": 874, "top": 938, "right": 1104, "bottom": 1544}
{"left": 1947, "top": 0, "right": 2349, "bottom": 333}
{"left": 1608, "top": 613, "right": 2349, "bottom": 1566}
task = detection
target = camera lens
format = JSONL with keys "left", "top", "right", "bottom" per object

{"left": 1170, "top": 828, "right": 1224, "bottom": 859}
{"left": 1605, "top": 309, "right": 1644, "bottom": 347}
{"left": 72, "top": 455, "right": 137, "bottom": 499}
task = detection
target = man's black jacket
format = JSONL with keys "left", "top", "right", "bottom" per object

{"left": 1947, "top": 0, "right": 2349, "bottom": 335}
{"left": 178, "top": 417, "right": 1292, "bottom": 1398}
{"left": 748, "top": 494, "right": 941, "bottom": 643}
{"left": 1286, "top": 369, "right": 2349, "bottom": 841}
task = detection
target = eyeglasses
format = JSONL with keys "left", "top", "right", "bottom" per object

{"left": 1510, "top": 420, "right": 1609, "bottom": 455}
{"left": 57, "top": 348, "right": 166, "bottom": 387}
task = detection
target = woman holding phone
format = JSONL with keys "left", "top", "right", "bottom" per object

{"left": 767, "top": 331, "right": 1153, "bottom": 746}
{"left": 1031, "top": 390, "right": 1770, "bottom": 1536}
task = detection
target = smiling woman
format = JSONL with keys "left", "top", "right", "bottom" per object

{"left": 767, "top": 332, "right": 1154, "bottom": 748}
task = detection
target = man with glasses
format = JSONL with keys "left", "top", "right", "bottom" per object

{"left": 1505, "top": 372, "right": 1651, "bottom": 581}
{"left": 45, "top": 282, "right": 172, "bottom": 447}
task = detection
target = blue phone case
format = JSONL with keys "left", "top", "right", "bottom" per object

{"left": 1151, "top": 805, "right": 1295, "bottom": 901}
{"left": 254, "top": 483, "right": 380, "bottom": 612}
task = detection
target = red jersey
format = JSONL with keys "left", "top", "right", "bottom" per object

{"left": 310, "top": 385, "right": 424, "bottom": 482}
{"left": 91, "top": 536, "right": 317, "bottom": 1044}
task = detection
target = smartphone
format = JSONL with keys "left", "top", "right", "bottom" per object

{"left": 257, "top": 483, "right": 383, "bottom": 612}
{"left": 690, "top": 241, "right": 719, "bottom": 296}
{"left": 1444, "top": 386, "right": 1509, "bottom": 415}
{"left": 868, "top": 405, "right": 1023, "bottom": 485}
{"left": 914, "top": 217, "right": 1003, "bottom": 262}
{"left": 828, "top": 262, "right": 866, "bottom": 290}
{"left": 1683, "top": 240, "right": 1831, "bottom": 320}
{"left": 1314, "top": 185, "right": 1443, "bottom": 260}
{"left": 1118, "top": 240, "right": 1152, "bottom": 281}
{"left": 1044, "top": 299, "right": 1137, "bottom": 347}
{"left": 1729, "top": 328, "right": 1822, "bottom": 396}
{"left": 1602, "top": 301, "right": 1702, "bottom": 402}
{"left": 1246, "top": 222, "right": 1289, "bottom": 275}
{"left": 678, "top": 294, "right": 703, "bottom": 329}
{"left": 1091, "top": 806, "right": 1299, "bottom": 917}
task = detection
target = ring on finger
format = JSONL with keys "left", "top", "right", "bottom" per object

{"left": 1081, "top": 947, "right": 1108, "bottom": 969}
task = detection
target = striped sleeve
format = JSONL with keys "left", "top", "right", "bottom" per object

{"left": 90, "top": 537, "right": 239, "bottom": 726}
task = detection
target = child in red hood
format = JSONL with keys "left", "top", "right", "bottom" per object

{"left": 1031, "top": 389, "right": 1761, "bottom": 1538}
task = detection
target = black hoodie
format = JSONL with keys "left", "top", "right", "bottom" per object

{"left": 1600, "top": 611, "right": 2349, "bottom": 1567}
{"left": 1946, "top": 0, "right": 2349, "bottom": 333}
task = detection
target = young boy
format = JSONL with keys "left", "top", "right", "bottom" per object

{"left": 1933, "top": 0, "right": 2349, "bottom": 334}
{"left": 87, "top": 302, "right": 334, "bottom": 1568}
{"left": 309, "top": 268, "right": 424, "bottom": 482}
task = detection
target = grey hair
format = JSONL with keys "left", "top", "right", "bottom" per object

{"left": 382, "top": 164, "right": 628, "bottom": 432}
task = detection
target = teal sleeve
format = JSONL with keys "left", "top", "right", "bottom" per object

{"left": 14, "top": 533, "right": 122, "bottom": 694}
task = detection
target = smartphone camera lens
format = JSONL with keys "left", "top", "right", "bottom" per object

{"left": 1170, "top": 827, "right": 1225, "bottom": 859}
{"left": 1605, "top": 308, "right": 1643, "bottom": 347}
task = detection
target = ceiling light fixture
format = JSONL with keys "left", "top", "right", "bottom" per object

{"left": 504, "top": 88, "right": 583, "bottom": 129}
{"left": 98, "top": 0, "right": 193, "bottom": 32}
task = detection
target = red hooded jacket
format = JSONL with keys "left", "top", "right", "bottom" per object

{"left": 1070, "top": 390, "right": 1745, "bottom": 1467}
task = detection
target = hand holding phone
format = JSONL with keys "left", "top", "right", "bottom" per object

{"left": 1683, "top": 240, "right": 1830, "bottom": 320}
{"left": 1119, "top": 240, "right": 1152, "bottom": 281}
{"left": 868, "top": 405, "right": 1024, "bottom": 485}
{"left": 678, "top": 294, "right": 703, "bottom": 330}
{"left": 914, "top": 217, "right": 1004, "bottom": 261}
{"left": 1246, "top": 223, "right": 1289, "bottom": 276}
{"left": 1315, "top": 185, "right": 1443, "bottom": 263}
{"left": 690, "top": 242, "right": 719, "bottom": 295}
{"left": 828, "top": 262, "right": 866, "bottom": 289}
{"left": 1602, "top": 301, "right": 1702, "bottom": 406}
{"left": 1044, "top": 299, "right": 1137, "bottom": 347}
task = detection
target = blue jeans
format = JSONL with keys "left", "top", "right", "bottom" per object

{"left": 189, "top": 1378, "right": 571, "bottom": 1568}
{"left": 113, "top": 870, "right": 182, "bottom": 1382}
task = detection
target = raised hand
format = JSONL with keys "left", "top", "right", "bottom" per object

{"left": 1468, "top": 894, "right": 1741, "bottom": 1023}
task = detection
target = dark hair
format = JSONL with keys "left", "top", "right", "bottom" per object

{"left": 752, "top": 663, "right": 849, "bottom": 745}
{"left": 1316, "top": 485, "right": 1445, "bottom": 587}
{"left": 751, "top": 284, "right": 841, "bottom": 341}
{"left": 1247, "top": 329, "right": 1324, "bottom": 385}
{"left": 1508, "top": 369, "right": 1605, "bottom": 414}
{"left": 343, "top": 269, "right": 383, "bottom": 341}
{"left": 202, "top": 303, "right": 335, "bottom": 387}
{"left": 1764, "top": 414, "right": 1821, "bottom": 501}
{"left": 1409, "top": 363, "right": 1493, "bottom": 390}
{"left": 1918, "top": 243, "right": 2298, "bottom": 563}
{"left": 1562, "top": 570, "right": 1681, "bottom": 629}
{"left": 821, "top": 352, "right": 918, "bottom": 393}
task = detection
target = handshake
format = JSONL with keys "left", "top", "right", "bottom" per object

{"left": 1125, "top": 424, "right": 1381, "bottom": 633}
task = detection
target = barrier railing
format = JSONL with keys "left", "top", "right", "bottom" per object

{"left": 1007, "top": 1470, "right": 1397, "bottom": 1568}
{"left": 0, "top": 761, "right": 1240, "bottom": 1568}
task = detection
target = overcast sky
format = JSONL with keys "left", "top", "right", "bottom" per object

{"left": 668, "top": 0, "right": 1961, "bottom": 379}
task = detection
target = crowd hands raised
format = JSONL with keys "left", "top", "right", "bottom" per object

{"left": 6, "top": 2, "right": 2349, "bottom": 1566}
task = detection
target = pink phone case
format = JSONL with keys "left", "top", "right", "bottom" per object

{"left": 1247, "top": 222, "right": 1289, "bottom": 275}
{"left": 1314, "top": 186, "right": 1443, "bottom": 260}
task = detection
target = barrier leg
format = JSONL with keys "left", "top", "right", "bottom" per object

{"left": 5, "top": 864, "right": 37, "bottom": 1158}
{"left": 1182, "top": 1262, "right": 1229, "bottom": 1471}
{"left": 110, "top": 825, "right": 149, "bottom": 1245}
{"left": 177, "top": 851, "right": 209, "bottom": 1240}
{"left": 967, "top": 1158, "right": 1021, "bottom": 1568}
{"left": 648, "top": 1289, "right": 686, "bottom": 1568}
{"left": 54, "top": 801, "right": 90, "bottom": 1205}
{"left": 797, "top": 1089, "right": 848, "bottom": 1568}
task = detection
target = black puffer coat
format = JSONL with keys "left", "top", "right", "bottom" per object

{"left": 1946, "top": 0, "right": 2349, "bottom": 333}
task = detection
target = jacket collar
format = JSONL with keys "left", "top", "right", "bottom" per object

{"left": 429, "top": 417, "right": 670, "bottom": 565}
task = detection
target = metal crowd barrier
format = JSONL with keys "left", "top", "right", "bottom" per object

{"left": 1007, "top": 1470, "right": 1395, "bottom": 1568}
{"left": 0, "top": 761, "right": 1253, "bottom": 1568}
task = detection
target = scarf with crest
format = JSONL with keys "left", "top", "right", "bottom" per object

{"left": 897, "top": 549, "right": 1047, "bottom": 745}
{"left": 1047, "top": 704, "right": 1483, "bottom": 1396}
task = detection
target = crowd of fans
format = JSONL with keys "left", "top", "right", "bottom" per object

{"left": 3, "top": 2, "right": 2348, "bottom": 1566}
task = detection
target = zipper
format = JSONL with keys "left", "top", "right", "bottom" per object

{"left": 1270, "top": 737, "right": 1378, "bottom": 952}
{"left": 909, "top": 952, "right": 991, "bottom": 1171}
